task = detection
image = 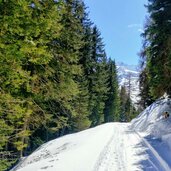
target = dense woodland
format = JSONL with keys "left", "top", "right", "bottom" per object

{"left": 0, "top": 0, "right": 137, "bottom": 170}
{"left": 139, "top": 0, "right": 171, "bottom": 108}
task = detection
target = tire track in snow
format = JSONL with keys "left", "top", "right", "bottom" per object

{"left": 93, "top": 124, "right": 169, "bottom": 171}
{"left": 93, "top": 124, "right": 126, "bottom": 171}
{"left": 93, "top": 129, "right": 115, "bottom": 171}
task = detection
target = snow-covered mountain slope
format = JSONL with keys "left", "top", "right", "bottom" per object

{"left": 116, "top": 62, "right": 140, "bottom": 105}
{"left": 12, "top": 97, "right": 171, "bottom": 171}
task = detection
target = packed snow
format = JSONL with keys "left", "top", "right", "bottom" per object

{"left": 12, "top": 98, "right": 171, "bottom": 171}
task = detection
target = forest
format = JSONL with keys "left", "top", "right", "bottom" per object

{"left": 139, "top": 0, "right": 171, "bottom": 108}
{"left": 0, "top": 0, "right": 171, "bottom": 170}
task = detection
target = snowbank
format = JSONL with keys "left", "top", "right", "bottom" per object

{"left": 131, "top": 98, "right": 171, "bottom": 150}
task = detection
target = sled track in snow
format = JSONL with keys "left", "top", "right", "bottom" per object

{"left": 135, "top": 131, "right": 170, "bottom": 171}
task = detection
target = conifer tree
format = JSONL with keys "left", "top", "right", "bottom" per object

{"left": 0, "top": 0, "right": 63, "bottom": 168}
{"left": 139, "top": 67, "right": 154, "bottom": 109}
{"left": 69, "top": 1, "right": 93, "bottom": 131}
{"left": 71, "top": 75, "right": 91, "bottom": 131}
{"left": 140, "top": 0, "right": 171, "bottom": 99}
{"left": 119, "top": 85, "right": 138, "bottom": 122}
{"left": 88, "top": 26, "right": 109, "bottom": 126}
{"left": 119, "top": 86, "right": 127, "bottom": 122}
{"left": 104, "top": 59, "right": 120, "bottom": 122}
{"left": 33, "top": 0, "right": 85, "bottom": 139}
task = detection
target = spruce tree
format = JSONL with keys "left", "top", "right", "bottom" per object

{"left": 119, "top": 85, "right": 138, "bottom": 122}
{"left": 0, "top": 0, "right": 63, "bottom": 168}
{"left": 119, "top": 86, "right": 127, "bottom": 122}
{"left": 104, "top": 59, "right": 120, "bottom": 122}
{"left": 88, "top": 26, "right": 109, "bottom": 126}
{"left": 140, "top": 0, "right": 171, "bottom": 99}
{"left": 71, "top": 75, "right": 91, "bottom": 131}
{"left": 139, "top": 67, "right": 154, "bottom": 109}
{"left": 33, "top": 0, "right": 85, "bottom": 139}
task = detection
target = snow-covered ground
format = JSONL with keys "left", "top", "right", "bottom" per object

{"left": 131, "top": 97, "right": 171, "bottom": 171}
{"left": 12, "top": 98, "right": 171, "bottom": 171}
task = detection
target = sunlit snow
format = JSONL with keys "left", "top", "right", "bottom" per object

{"left": 12, "top": 98, "right": 171, "bottom": 171}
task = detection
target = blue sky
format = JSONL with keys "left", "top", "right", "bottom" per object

{"left": 84, "top": 0, "right": 148, "bottom": 65}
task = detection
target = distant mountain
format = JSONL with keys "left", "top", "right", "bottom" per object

{"left": 116, "top": 62, "right": 140, "bottom": 106}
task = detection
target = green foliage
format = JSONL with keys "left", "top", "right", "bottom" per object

{"left": 119, "top": 86, "right": 139, "bottom": 122}
{"left": 140, "top": 0, "right": 171, "bottom": 100}
{"left": 85, "top": 26, "right": 109, "bottom": 126}
{"left": 104, "top": 59, "right": 120, "bottom": 122}
{"left": 0, "top": 0, "right": 64, "bottom": 163}
{"left": 0, "top": 159, "right": 17, "bottom": 171}
{"left": 71, "top": 76, "right": 91, "bottom": 131}
{"left": 139, "top": 67, "right": 154, "bottom": 109}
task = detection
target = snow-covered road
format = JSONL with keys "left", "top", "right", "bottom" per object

{"left": 94, "top": 123, "right": 166, "bottom": 171}
{"left": 13, "top": 123, "right": 171, "bottom": 171}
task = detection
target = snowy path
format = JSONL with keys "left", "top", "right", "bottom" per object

{"left": 94, "top": 123, "right": 170, "bottom": 171}
{"left": 94, "top": 124, "right": 127, "bottom": 171}
{"left": 13, "top": 123, "right": 171, "bottom": 171}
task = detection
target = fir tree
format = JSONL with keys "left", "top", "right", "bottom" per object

{"left": 119, "top": 85, "right": 138, "bottom": 122}
{"left": 119, "top": 86, "right": 128, "bottom": 122}
{"left": 0, "top": 0, "right": 63, "bottom": 168}
{"left": 140, "top": 0, "right": 171, "bottom": 99}
{"left": 104, "top": 59, "right": 120, "bottom": 122}
{"left": 88, "top": 26, "right": 109, "bottom": 126}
